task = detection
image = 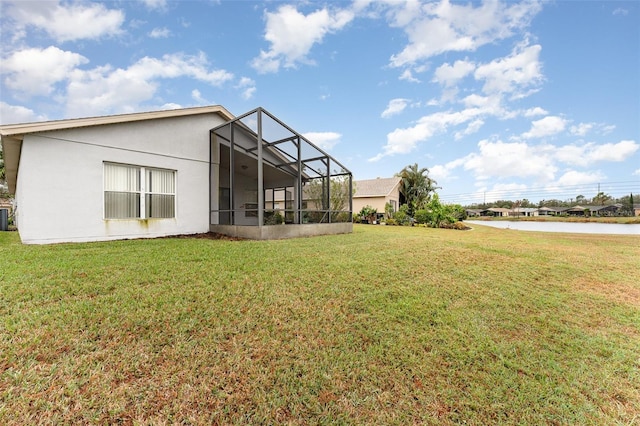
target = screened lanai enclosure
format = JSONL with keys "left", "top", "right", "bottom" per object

{"left": 209, "top": 107, "right": 353, "bottom": 239}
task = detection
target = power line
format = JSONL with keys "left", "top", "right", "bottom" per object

{"left": 439, "top": 181, "right": 640, "bottom": 205}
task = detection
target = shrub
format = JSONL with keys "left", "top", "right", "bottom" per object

{"left": 358, "top": 205, "right": 377, "bottom": 224}
{"left": 453, "top": 221, "right": 471, "bottom": 230}
{"left": 393, "top": 205, "right": 412, "bottom": 226}
{"left": 264, "top": 211, "right": 284, "bottom": 225}
{"left": 414, "top": 209, "right": 430, "bottom": 224}
{"left": 333, "top": 212, "right": 351, "bottom": 223}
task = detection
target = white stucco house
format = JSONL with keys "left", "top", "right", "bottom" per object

{"left": 0, "top": 106, "right": 352, "bottom": 244}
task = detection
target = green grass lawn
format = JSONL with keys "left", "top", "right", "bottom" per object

{"left": 1, "top": 225, "right": 639, "bottom": 425}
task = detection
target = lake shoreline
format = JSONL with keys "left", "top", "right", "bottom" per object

{"left": 465, "top": 219, "right": 640, "bottom": 235}
{"left": 466, "top": 216, "right": 640, "bottom": 224}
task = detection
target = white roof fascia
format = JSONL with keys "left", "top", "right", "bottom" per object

{"left": 0, "top": 105, "right": 235, "bottom": 138}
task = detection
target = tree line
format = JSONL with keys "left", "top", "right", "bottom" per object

{"left": 465, "top": 192, "right": 637, "bottom": 215}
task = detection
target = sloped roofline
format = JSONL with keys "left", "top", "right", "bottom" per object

{"left": 0, "top": 105, "right": 235, "bottom": 138}
{"left": 0, "top": 105, "right": 235, "bottom": 195}
{"left": 353, "top": 177, "right": 401, "bottom": 198}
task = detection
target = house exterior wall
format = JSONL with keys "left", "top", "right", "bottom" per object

{"left": 353, "top": 196, "right": 396, "bottom": 215}
{"left": 15, "top": 113, "right": 227, "bottom": 244}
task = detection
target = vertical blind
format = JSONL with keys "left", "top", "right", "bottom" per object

{"left": 104, "top": 163, "right": 175, "bottom": 219}
{"left": 104, "top": 163, "right": 140, "bottom": 219}
{"left": 146, "top": 168, "right": 175, "bottom": 218}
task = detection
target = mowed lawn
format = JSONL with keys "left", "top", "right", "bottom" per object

{"left": 1, "top": 225, "right": 639, "bottom": 425}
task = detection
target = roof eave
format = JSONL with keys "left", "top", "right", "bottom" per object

{"left": 0, "top": 105, "right": 235, "bottom": 196}
{"left": 0, "top": 105, "right": 235, "bottom": 138}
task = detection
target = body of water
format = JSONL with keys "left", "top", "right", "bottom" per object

{"left": 465, "top": 220, "right": 640, "bottom": 235}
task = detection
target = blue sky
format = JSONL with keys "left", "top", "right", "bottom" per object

{"left": 1, "top": 0, "right": 638, "bottom": 204}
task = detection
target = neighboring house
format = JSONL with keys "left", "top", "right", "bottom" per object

{"left": 352, "top": 177, "right": 401, "bottom": 218}
{"left": 634, "top": 204, "right": 640, "bottom": 217}
{"left": 0, "top": 106, "right": 352, "bottom": 244}
{"left": 538, "top": 206, "right": 566, "bottom": 216}
{"left": 485, "top": 207, "right": 511, "bottom": 217}
{"left": 565, "top": 205, "right": 620, "bottom": 216}
{"left": 511, "top": 207, "right": 539, "bottom": 217}
{"left": 465, "top": 209, "right": 482, "bottom": 217}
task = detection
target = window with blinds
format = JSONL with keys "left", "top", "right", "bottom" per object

{"left": 104, "top": 163, "right": 175, "bottom": 219}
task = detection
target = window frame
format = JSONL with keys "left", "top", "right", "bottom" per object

{"left": 103, "top": 162, "right": 177, "bottom": 220}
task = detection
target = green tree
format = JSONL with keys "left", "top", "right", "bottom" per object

{"left": 392, "top": 204, "right": 412, "bottom": 225}
{"left": 0, "top": 145, "right": 5, "bottom": 183}
{"left": 622, "top": 192, "right": 635, "bottom": 216}
{"left": 304, "top": 174, "right": 353, "bottom": 219}
{"left": 396, "top": 163, "right": 439, "bottom": 217}
{"left": 384, "top": 201, "right": 395, "bottom": 219}
{"left": 0, "top": 146, "right": 8, "bottom": 197}
{"left": 426, "top": 193, "right": 447, "bottom": 228}
{"left": 592, "top": 191, "right": 612, "bottom": 206}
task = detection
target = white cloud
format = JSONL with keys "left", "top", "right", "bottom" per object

{"left": 159, "top": 103, "right": 182, "bottom": 110}
{"left": 6, "top": 1, "right": 125, "bottom": 42}
{"left": 241, "top": 87, "right": 257, "bottom": 100}
{"left": 191, "top": 89, "right": 206, "bottom": 104}
{"left": 570, "top": 122, "right": 594, "bottom": 136}
{"left": 149, "top": 27, "right": 171, "bottom": 38}
{"left": 555, "top": 170, "right": 605, "bottom": 187}
{"left": 381, "top": 98, "right": 409, "bottom": 118}
{"left": 370, "top": 107, "right": 483, "bottom": 160}
{"left": 601, "top": 124, "right": 616, "bottom": 134}
{"left": 474, "top": 41, "right": 543, "bottom": 97}
{"left": 586, "top": 140, "right": 639, "bottom": 162}
{"left": 461, "top": 93, "right": 504, "bottom": 116}
{"left": 430, "top": 158, "right": 466, "bottom": 181}
{"left": 0, "top": 102, "right": 46, "bottom": 125}
{"left": 1, "top": 46, "right": 88, "bottom": 96}
{"left": 523, "top": 107, "right": 548, "bottom": 117}
{"left": 454, "top": 119, "right": 484, "bottom": 140}
{"left": 141, "top": 0, "right": 168, "bottom": 11}
{"left": 633, "top": 169, "right": 640, "bottom": 176}
{"left": 65, "top": 52, "right": 234, "bottom": 116}
{"left": 462, "top": 139, "right": 557, "bottom": 182}
{"left": 538, "top": 140, "right": 638, "bottom": 167}
{"left": 613, "top": 8, "right": 629, "bottom": 16}
{"left": 236, "top": 77, "right": 256, "bottom": 100}
{"left": 432, "top": 59, "right": 475, "bottom": 87}
{"left": 430, "top": 138, "right": 638, "bottom": 190}
{"left": 388, "top": 0, "right": 542, "bottom": 67}
{"left": 399, "top": 69, "right": 421, "bottom": 83}
{"left": 252, "top": 4, "right": 355, "bottom": 73}
{"left": 553, "top": 143, "right": 589, "bottom": 167}
{"left": 521, "top": 115, "right": 567, "bottom": 139}
{"left": 303, "top": 132, "right": 341, "bottom": 150}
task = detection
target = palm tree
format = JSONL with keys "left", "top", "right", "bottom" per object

{"left": 396, "top": 163, "right": 439, "bottom": 217}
